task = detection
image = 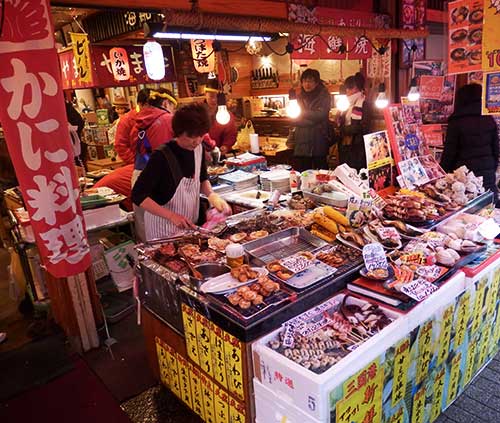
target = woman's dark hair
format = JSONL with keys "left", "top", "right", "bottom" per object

{"left": 300, "top": 68, "right": 321, "bottom": 84}
{"left": 172, "top": 104, "right": 211, "bottom": 137}
{"left": 454, "top": 83, "right": 482, "bottom": 110}
{"left": 344, "top": 72, "right": 365, "bottom": 91}
{"left": 137, "top": 88, "right": 150, "bottom": 106}
{"left": 147, "top": 88, "right": 176, "bottom": 108}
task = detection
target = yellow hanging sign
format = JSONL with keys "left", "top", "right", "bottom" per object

{"left": 430, "top": 367, "right": 446, "bottom": 423}
{"left": 471, "top": 278, "right": 487, "bottom": 334}
{"left": 482, "top": 0, "right": 500, "bottom": 72}
{"left": 416, "top": 320, "right": 434, "bottom": 385}
{"left": 182, "top": 304, "right": 200, "bottom": 366}
{"left": 196, "top": 312, "right": 214, "bottom": 378}
{"left": 446, "top": 352, "right": 462, "bottom": 406}
{"left": 436, "top": 305, "right": 455, "bottom": 367}
{"left": 210, "top": 324, "right": 228, "bottom": 389}
{"left": 454, "top": 291, "right": 471, "bottom": 348}
{"left": 70, "top": 32, "right": 93, "bottom": 83}
{"left": 224, "top": 332, "right": 245, "bottom": 400}
{"left": 412, "top": 385, "right": 426, "bottom": 423}
{"left": 392, "top": 337, "right": 410, "bottom": 407}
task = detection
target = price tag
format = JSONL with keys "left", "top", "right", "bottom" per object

{"left": 391, "top": 337, "right": 410, "bottom": 406}
{"left": 376, "top": 227, "right": 401, "bottom": 242}
{"left": 478, "top": 218, "right": 500, "bottom": 239}
{"left": 416, "top": 265, "right": 444, "bottom": 281}
{"left": 401, "top": 278, "right": 438, "bottom": 301}
{"left": 430, "top": 367, "right": 446, "bottom": 423}
{"left": 362, "top": 243, "right": 388, "bottom": 271}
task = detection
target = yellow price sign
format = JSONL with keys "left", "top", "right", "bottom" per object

{"left": 177, "top": 355, "right": 193, "bottom": 409}
{"left": 189, "top": 367, "right": 205, "bottom": 420}
{"left": 229, "top": 398, "right": 246, "bottom": 423}
{"left": 182, "top": 304, "right": 200, "bottom": 366}
{"left": 477, "top": 329, "right": 491, "bottom": 369}
{"left": 446, "top": 352, "right": 462, "bottom": 406}
{"left": 464, "top": 335, "right": 479, "bottom": 387}
{"left": 437, "top": 305, "right": 454, "bottom": 368}
{"left": 165, "top": 344, "right": 181, "bottom": 399}
{"left": 454, "top": 292, "right": 471, "bottom": 349}
{"left": 155, "top": 337, "right": 170, "bottom": 388}
{"left": 411, "top": 385, "right": 426, "bottom": 423}
{"left": 214, "top": 387, "right": 230, "bottom": 423}
{"left": 416, "top": 320, "right": 433, "bottom": 385}
{"left": 392, "top": 337, "right": 410, "bottom": 407}
{"left": 210, "top": 323, "right": 228, "bottom": 389}
{"left": 195, "top": 312, "right": 214, "bottom": 378}
{"left": 389, "top": 405, "right": 405, "bottom": 423}
{"left": 471, "top": 278, "right": 487, "bottom": 334}
{"left": 486, "top": 276, "right": 500, "bottom": 322}
{"left": 430, "top": 367, "right": 446, "bottom": 423}
{"left": 200, "top": 375, "right": 216, "bottom": 423}
{"left": 338, "top": 359, "right": 383, "bottom": 423}
{"left": 224, "top": 333, "right": 245, "bottom": 400}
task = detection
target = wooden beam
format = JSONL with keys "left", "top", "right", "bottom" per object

{"left": 50, "top": 0, "right": 287, "bottom": 18}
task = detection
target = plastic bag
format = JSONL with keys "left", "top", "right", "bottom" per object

{"left": 234, "top": 120, "right": 255, "bottom": 151}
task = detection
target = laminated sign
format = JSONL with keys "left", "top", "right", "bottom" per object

{"left": 70, "top": 32, "right": 92, "bottom": 83}
{"left": 0, "top": 0, "right": 91, "bottom": 277}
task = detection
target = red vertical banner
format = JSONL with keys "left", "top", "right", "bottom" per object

{"left": 0, "top": 0, "right": 91, "bottom": 277}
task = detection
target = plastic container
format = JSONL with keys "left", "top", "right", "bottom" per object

{"left": 250, "top": 133, "right": 260, "bottom": 154}
{"left": 289, "top": 169, "right": 299, "bottom": 192}
{"left": 226, "top": 243, "right": 245, "bottom": 268}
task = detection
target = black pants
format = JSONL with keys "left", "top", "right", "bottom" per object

{"left": 294, "top": 156, "right": 328, "bottom": 172}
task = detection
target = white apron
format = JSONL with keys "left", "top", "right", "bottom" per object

{"left": 144, "top": 144, "right": 202, "bottom": 241}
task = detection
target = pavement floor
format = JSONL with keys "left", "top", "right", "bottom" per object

{"left": 437, "top": 351, "right": 500, "bottom": 423}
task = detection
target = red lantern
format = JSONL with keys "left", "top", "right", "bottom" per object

{"left": 109, "top": 47, "right": 130, "bottom": 81}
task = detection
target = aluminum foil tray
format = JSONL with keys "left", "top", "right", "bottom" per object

{"left": 244, "top": 227, "right": 328, "bottom": 266}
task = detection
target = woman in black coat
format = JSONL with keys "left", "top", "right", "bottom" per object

{"left": 291, "top": 69, "right": 331, "bottom": 171}
{"left": 441, "top": 84, "right": 499, "bottom": 202}
{"left": 337, "top": 72, "right": 372, "bottom": 171}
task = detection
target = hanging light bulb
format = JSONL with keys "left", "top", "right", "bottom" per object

{"left": 335, "top": 84, "right": 349, "bottom": 112}
{"left": 375, "top": 83, "right": 389, "bottom": 109}
{"left": 216, "top": 93, "right": 231, "bottom": 125}
{"left": 407, "top": 77, "right": 420, "bottom": 102}
{"left": 286, "top": 88, "right": 301, "bottom": 118}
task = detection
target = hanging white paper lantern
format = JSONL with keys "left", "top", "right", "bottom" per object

{"left": 143, "top": 41, "right": 165, "bottom": 81}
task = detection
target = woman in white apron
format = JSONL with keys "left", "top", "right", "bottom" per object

{"left": 132, "top": 104, "right": 231, "bottom": 241}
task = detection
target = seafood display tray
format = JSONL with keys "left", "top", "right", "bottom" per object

{"left": 244, "top": 227, "right": 328, "bottom": 266}
{"left": 206, "top": 286, "right": 296, "bottom": 321}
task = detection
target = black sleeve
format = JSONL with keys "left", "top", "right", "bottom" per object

{"left": 132, "top": 150, "right": 174, "bottom": 206}
{"left": 440, "top": 121, "right": 460, "bottom": 172}
{"left": 65, "top": 102, "right": 85, "bottom": 134}
{"left": 295, "top": 92, "right": 331, "bottom": 127}
{"left": 200, "top": 148, "right": 208, "bottom": 182}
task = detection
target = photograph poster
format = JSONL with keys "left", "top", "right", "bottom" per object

{"left": 482, "top": 72, "right": 500, "bottom": 115}
{"left": 363, "top": 130, "right": 395, "bottom": 192}
{"left": 398, "top": 157, "right": 430, "bottom": 189}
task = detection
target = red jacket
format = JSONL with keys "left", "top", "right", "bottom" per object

{"left": 93, "top": 164, "right": 134, "bottom": 211}
{"left": 114, "top": 109, "right": 138, "bottom": 164}
{"left": 131, "top": 106, "right": 174, "bottom": 151}
{"left": 209, "top": 113, "right": 237, "bottom": 150}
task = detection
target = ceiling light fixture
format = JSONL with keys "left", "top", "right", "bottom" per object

{"left": 407, "top": 77, "right": 420, "bottom": 102}
{"left": 216, "top": 93, "right": 231, "bottom": 125}
{"left": 153, "top": 32, "right": 272, "bottom": 42}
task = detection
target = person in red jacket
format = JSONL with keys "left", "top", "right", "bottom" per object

{"left": 204, "top": 85, "right": 237, "bottom": 155}
{"left": 114, "top": 89, "right": 149, "bottom": 164}
{"left": 93, "top": 164, "right": 134, "bottom": 211}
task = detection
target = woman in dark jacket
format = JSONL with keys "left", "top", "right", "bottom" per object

{"left": 291, "top": 69, "right": 331, "bottom": 171}
{"left": 441, "top": 84, "right": 499, "bottom": 202}
{"left": 337, "top": 72, "right": 371, "bottom": 171}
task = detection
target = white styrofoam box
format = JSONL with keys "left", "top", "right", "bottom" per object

{"left": 252, "top": 292, "right": 408, "bottom": 421}
{"left": 254, "top": 378, "right": 323, "bottom": 423}
{"left": 83, "top": 204, "right": 123, "bottom": 231}
{"left": 406, "top": 271, "right": 466, "bottom": 332}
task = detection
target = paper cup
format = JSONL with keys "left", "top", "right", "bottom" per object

{"left": 249, "top": 134, "right": 260, "bottom": 154}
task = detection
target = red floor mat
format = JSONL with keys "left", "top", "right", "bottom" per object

{"left": 0, "top": 358, "right": 131, "bottom": 423}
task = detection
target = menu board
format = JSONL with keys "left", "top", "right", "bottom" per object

{"left": 413, "top": 61, "right": 456, "bottom": 123}
{"left": 482, "top": 71, "right": 500, "bottom": 115}
{"left": 448, "top": 0, "right": 483, "bottom": 75}
{"left": 482, "top": 0, "right": 500, "bottom": 72}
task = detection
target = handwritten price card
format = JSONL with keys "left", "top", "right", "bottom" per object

{"left": 463, "top": 334, "right": 479, "bottom": 386}
{"left": 337, "top": 359, "right": 383, "bottom": 423}
{"left": 430, "top": 367, "right": 446, "bottom": 423}
{"left": 214, "top": 387, "right": 230, "bottom": 423}
{"left": 210, "top": 324, "right": 228, "bottom": 389}
{"left": 155, "top": 337, "right": 171, "bottom": 388}
{"left": 416, "top": 320, "right": 434, "bottom": 385}
{"left": 436, "top": 305, "right": 455, "bottom": 367}
{"left": 224, "top": 333, "right": 245, "bottom": 400}
{"left": 190, "top": 366, "right": 205, "bottom": 420}
{"left": 182, "top": 304, "right": 200, "bottom": 366}
{"left": 195, "top": 313, "right": 214, "bottom": 378}
{"left": 229, "top": 397, "right": 246, "bottom": 423}
{"left": 446, "top": 352, "right": 462, "bottom": 406}
{"left": 388, "top": 405, "right": 405, "bottom": 423}
{"left": 411, "top": 385, "right": 426, "bottom": 423}
{"left": 454, "top": 291, "right": 471, "bottom": 349}
{"left": 200, "top": 375, "right": 216, "bottom": 423}
{"left": 392, "top": 337, "right": 410, "bottom": 407}
{"left": 177, "top": 355, "right": 193, "bottom": 409}
{"left": 471, "top": 278, "right": 487, "bottom": 334}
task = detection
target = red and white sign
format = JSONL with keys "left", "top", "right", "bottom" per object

{"left": 109, "top": 47, "right": 131, "bottom": 81}
{"left": 0, "top": 0, "right": 91, "bottom": 277}
{"left": 419, "top": 75, "right": 444, "bottom": 100}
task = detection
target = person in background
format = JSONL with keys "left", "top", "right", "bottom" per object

{"left": 290, "top": 68, "right": 331, "bottom": 171}
{"left": 337, "top": 72, "right": 371, "bottom": 171}
{"left": 114, "top": 89, "right": 149, "bottom": 164}
{"left": 204, "top": 81, "right": 237, "bottom": 155}
{"left": 93, "top": 165, "right": 134, "bottom": 211}
{"left": 441, "top": 83, "right": 499, "bottom": 203}
{"left": 107, "top": 96, "right": 130, "bottom": 146}
{"left": 132, "top": 104, "right": 231, "bottom": 241}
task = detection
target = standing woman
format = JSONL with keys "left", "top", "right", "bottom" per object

{"left": 337, "top": 72, "right": 371, "bottom": 171}
{"left": 441, "top": 84, "right": 499, "bottom": 203}
{"left": 291, "top": 69, "right": 331, "bottom": 171}
{"left": 132, "top": 104, "right": 231, "bottom": 241}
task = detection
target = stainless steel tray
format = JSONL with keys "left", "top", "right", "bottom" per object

{"left": 244, "top": 227, "right": 328, "bottom": 266}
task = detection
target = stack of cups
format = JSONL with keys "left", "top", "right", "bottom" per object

{"left": 249, "top": 133, "right": 260, "bottom": 154}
